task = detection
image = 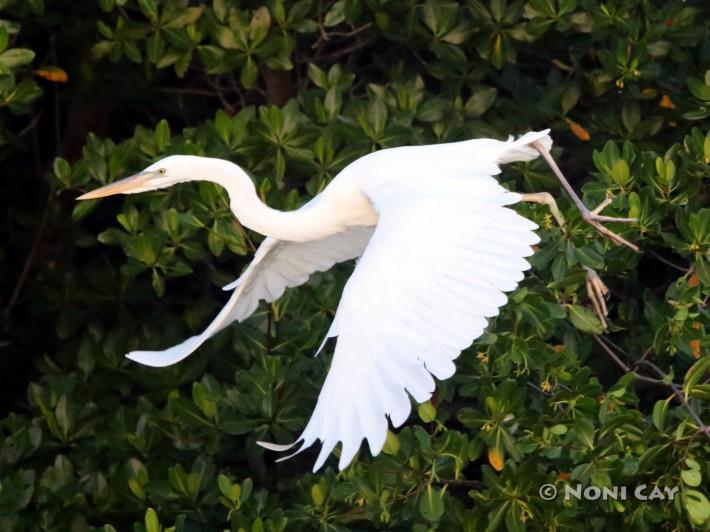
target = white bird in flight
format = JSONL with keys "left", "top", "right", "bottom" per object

{"left": 78, "top": 130, "right": 636, "bottom": 471}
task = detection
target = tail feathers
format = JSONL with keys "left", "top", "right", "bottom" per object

{"left": 497, "top": 129, "right": 552, "bottom": 165}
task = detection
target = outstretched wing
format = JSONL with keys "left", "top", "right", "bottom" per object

{"left": 126, "top": 226, "right": 373, "bottom": 367}
{"left": 260, "top": 131, "right": 548, "bottom": 471}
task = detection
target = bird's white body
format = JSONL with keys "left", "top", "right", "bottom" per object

{"left": 80, "top": 130, "right": 553, "bottom": 471}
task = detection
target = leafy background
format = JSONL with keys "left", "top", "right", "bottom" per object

{"left": 1, "top": 0, "right": 709, "bottom": 530}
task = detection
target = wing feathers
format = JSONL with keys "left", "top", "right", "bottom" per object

{"left": 260, "top": 131, "right": 550, "bottom": 471}
{"left": 126, "top": 227, "right": 373, "bottom": 367}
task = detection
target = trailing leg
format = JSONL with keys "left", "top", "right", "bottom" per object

{"left": 530, "top": 140, "right": 639, "bottom": 252}
{"left": 520, "top": 192, "right": 566, "bottom": 228}
{"left": 520, "top": 188, "right": 612, "bottom": 330}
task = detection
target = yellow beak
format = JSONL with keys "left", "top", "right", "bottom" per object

{"left": 76, "top": 171, "right": 153, "bottom": 200}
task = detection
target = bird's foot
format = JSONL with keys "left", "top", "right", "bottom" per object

{"left": 529, "top": 140, "right": 639, "bottom": 253}
{"left": 520, "top": 192, "right": 566, "bottom": 228}
{"left": 584, "top": 266, "right": 609, "bottom": 329}
{"left": 580, "top": 196, "right": 639, "bottom": 252}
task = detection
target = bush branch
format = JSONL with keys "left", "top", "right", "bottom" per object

{"left": 594, "top": 336, "right": 710, "bottom": 441}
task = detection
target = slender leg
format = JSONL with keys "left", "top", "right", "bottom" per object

{"left": 520, "top": 192, "right": 566, "bottom": 227}
{"left": 520, "top": 191, "right": 611, "bottom": 330}
{"left": 531, "top": 140, "right": 639, "bottom": 253}
{"left": 584, "top": 266, "right": 609, "bottom": 330}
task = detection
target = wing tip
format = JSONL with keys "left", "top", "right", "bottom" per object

{"left": 125, "top": 351, "right": 172, "bottom": 368}
{"left": 256, "top": 440, "right": 298, "bottom": 452}
{"left": 222, "top": 279, "right": 241, "bottom": 291}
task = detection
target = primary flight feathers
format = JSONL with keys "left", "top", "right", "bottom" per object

{"left": 81, "top": 130, "right": 551, "bottom": 471}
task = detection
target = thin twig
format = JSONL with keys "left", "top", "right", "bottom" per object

{"left": 323, "top": 23, "right": 372, "bottom": 39}
{"left": 645, "top": 248, "right": 689, "bottom": 273}
{"left": 228, "top": 74, "right": 246, "bottom": 110}
{"left": 638, "top": 347, "right": 653, "bottom": 365}
{"left": 205, "top": 77, "right": 237, "bottom": 114}
{"left": 311, "top": 23, "right": 372, "bottom": 49}
{"left": 683, "top": 428, "right": 707, "bottom": 459}
{"left": 17, "top": 110, "right": 43, "bottom": 137}
{"left": 156, "top": 87, "right": 221, "bottom": 98}
{"left": 314, "top": 0, "right": 331, "bottom": 45}
{"left": 635, "top": 359, "right": 710, "bottom": 440}
{"left": 315, "top": 35, "right": 376, "bottom": 63}
{"left": 593, "top": 336, "right": 660, "bottom": 385}
{"left": 526, "top": 381, "right": 552, "bottom": 396}
{"left": 233, "top": 219, "right": 256, "bottom": 252}
{"left": 3, "top": 192, "right": 52, "bottom": 322}
{"left": 434, "top": 479, "right": 486, "bottom": 489}
{"left": 594, "top": 336, "right": 710, "bottom": 441}
{"left": 157, "top": 86, "right": 236, "bottom": 113}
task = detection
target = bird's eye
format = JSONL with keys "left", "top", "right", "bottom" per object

{"left": 158, "top": 168, "right": 166, "bottom": 175}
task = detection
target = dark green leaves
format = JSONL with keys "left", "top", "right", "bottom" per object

{"left": 684, "top": 489, "right": 710, "bottom": 526}
{"left": 2, "top": 1, "right": 710, "bottom": 531}
{"left": 683, "top": 356, "right": 710, "bottom": 401}
{"left": 0, "top": 469, "right": 35, "bottom": 515}
{"left": 218, "top": 474, "right": 253, "bottom": 517}
{"left": 422, "top": 1, "right": 460, "bottom": 39}
{"left": 144, "top": 508, "right": 160, "bottom": 532}
{"left": 0, "top": 47, "right": 34, "bottom": 69}
{"left": 0, "top": 23, "right": 41, "bottom": 118}
{"left": 568, "top": 304, "right": 604, "bottom": 335}
{"left": 419, "top": 484, "right": 446, "bottom": 522}
{"left": 464, "top": 87, "right": 497, "bottom": 117}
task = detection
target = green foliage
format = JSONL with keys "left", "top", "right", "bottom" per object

{"left": 0, "top": 2, "right": 41, "bottom": 144}
{"left": 0, "top": 0, "right": 709, "bottom": 530}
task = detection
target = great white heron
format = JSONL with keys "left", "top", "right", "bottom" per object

{"left": 78, "top": 130, "right": 636, "bottom": 471}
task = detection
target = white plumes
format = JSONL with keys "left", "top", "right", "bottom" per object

{"left": 120, "top": 130, "right": 552, "bottom": 472}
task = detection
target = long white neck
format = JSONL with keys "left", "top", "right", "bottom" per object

{"left": 191, "top": 158, "right": 347, "bottom": 242}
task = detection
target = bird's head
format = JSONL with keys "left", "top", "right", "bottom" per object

{"left": 77, "top": 155, "right": 230, "bottom": 200}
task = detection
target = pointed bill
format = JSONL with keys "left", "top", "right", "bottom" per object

{"left": 76, "top": 171, "right": 153, "bottom": 200}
